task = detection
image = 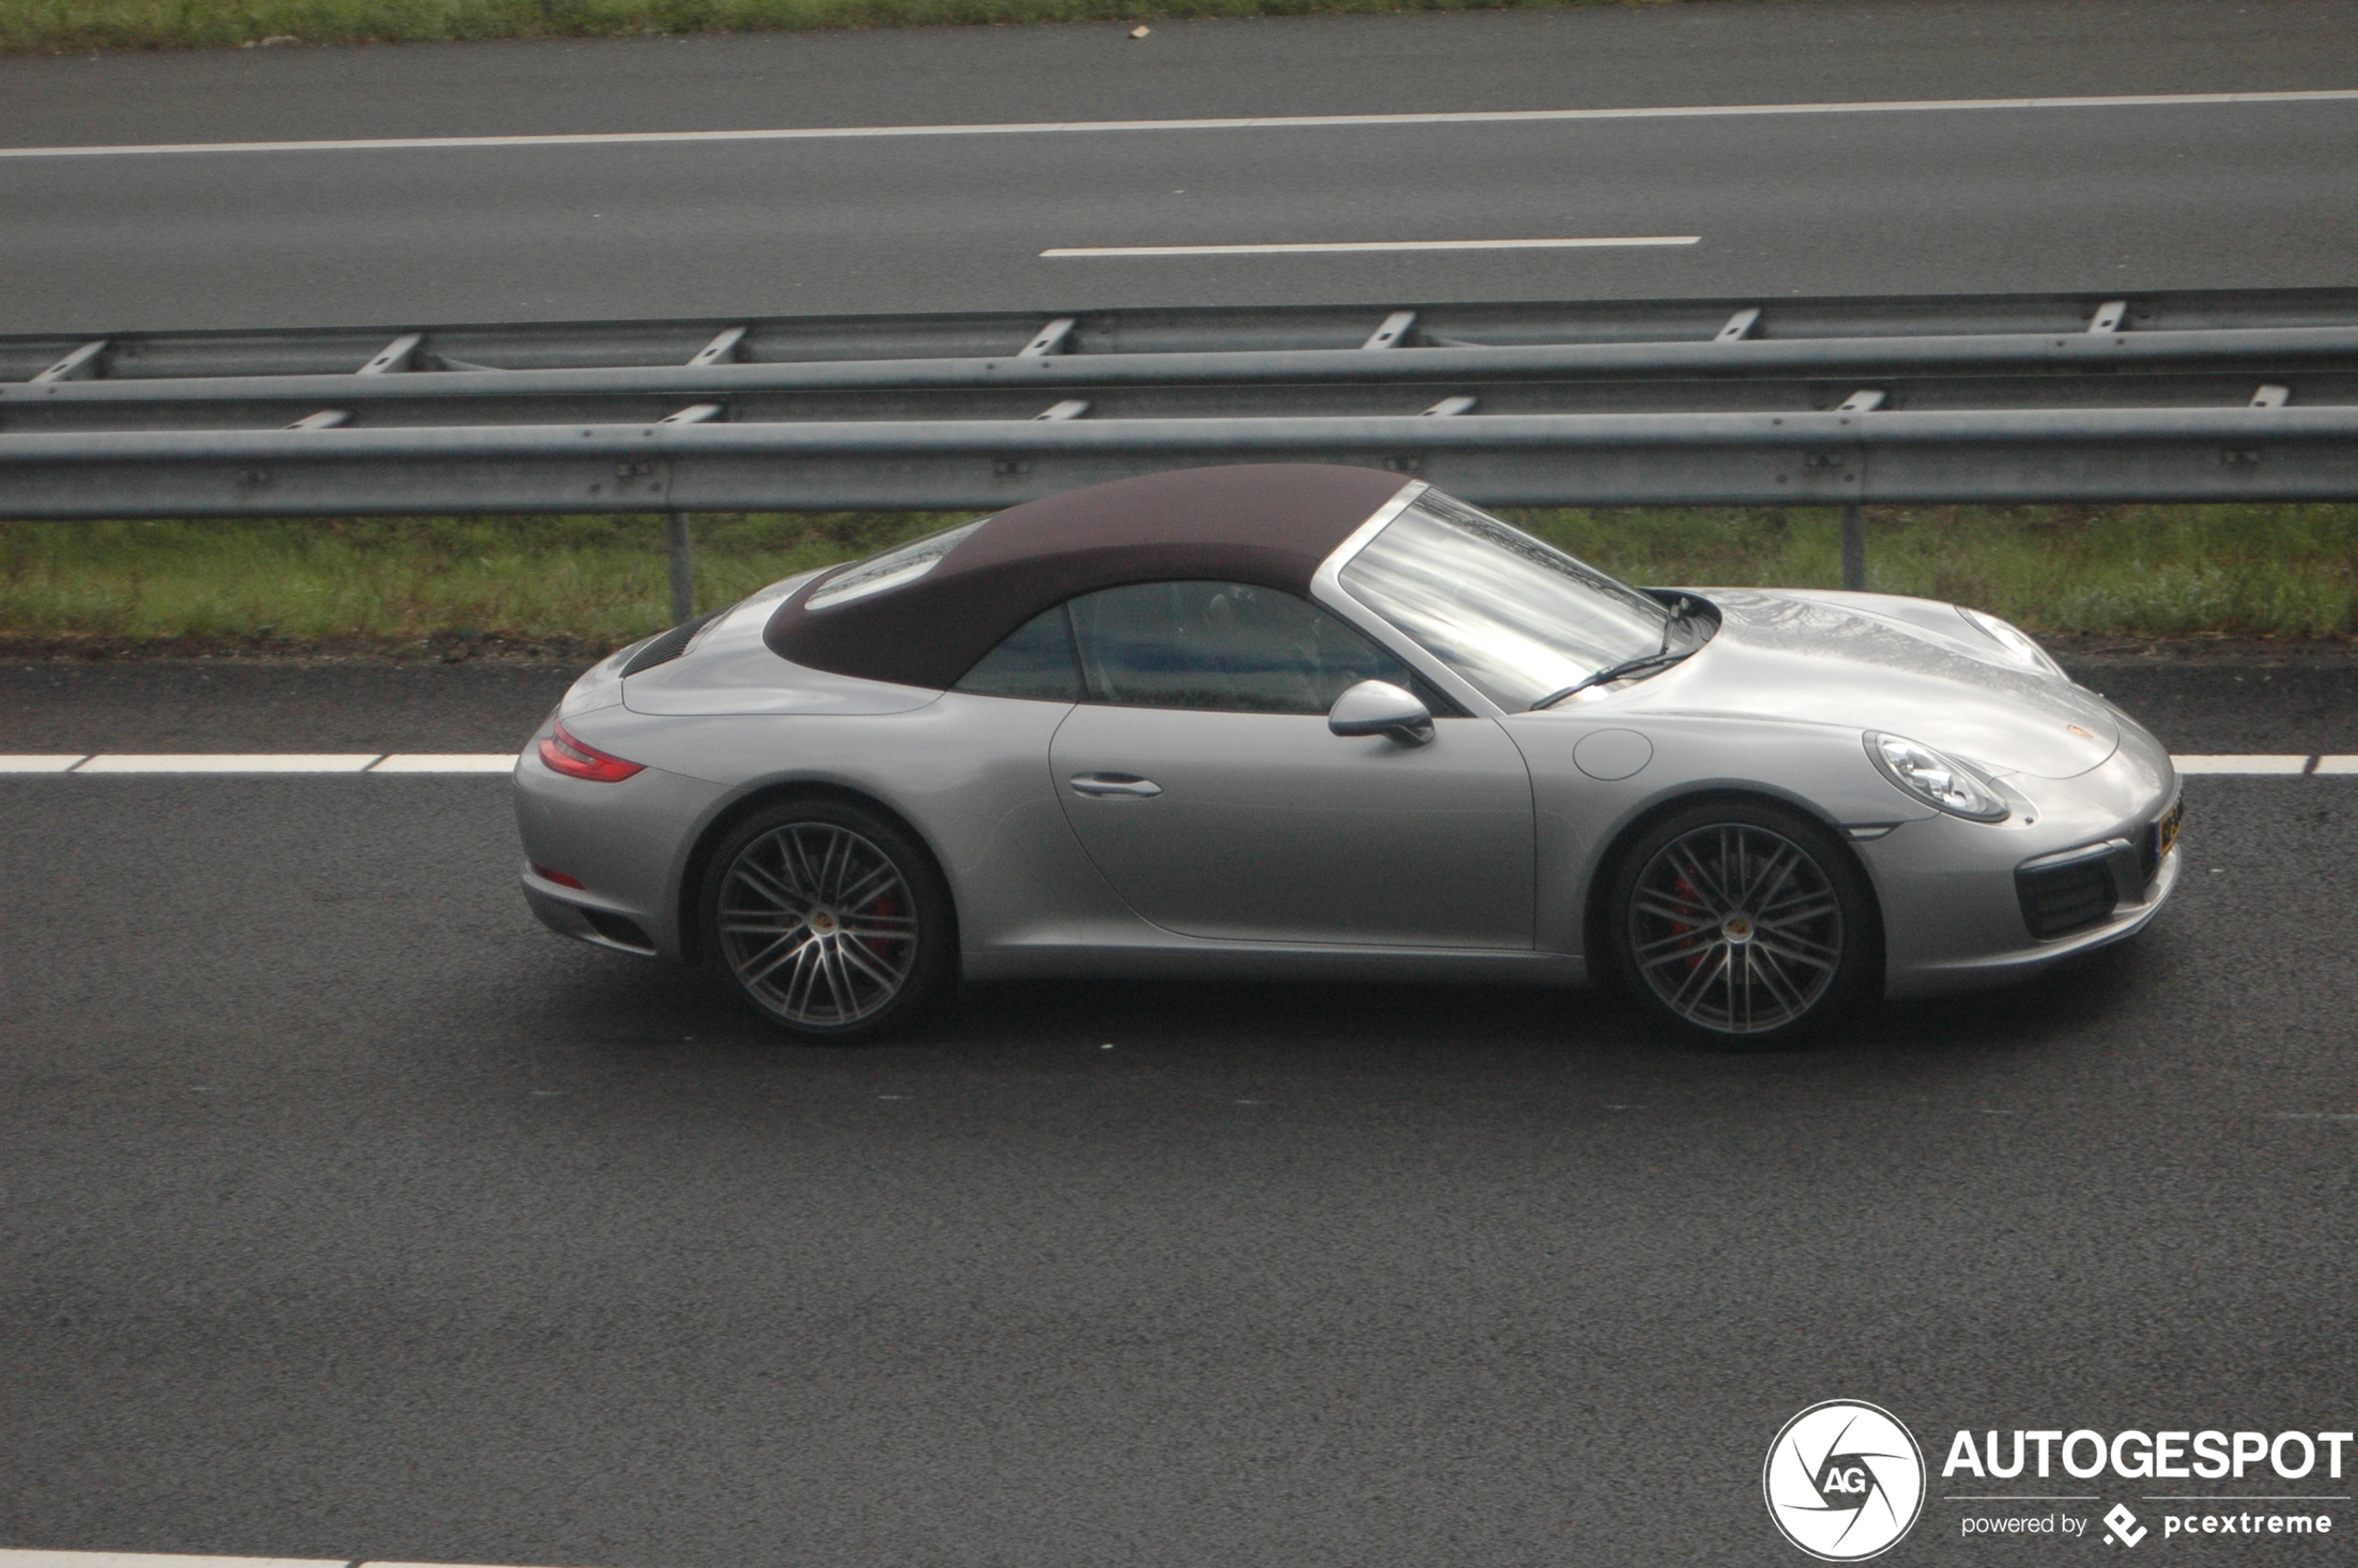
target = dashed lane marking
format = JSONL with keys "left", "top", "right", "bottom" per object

{"left": 0, "top": 754, "right": 2348, "bottom": 777}
{"left": 2170, "top": 754, "right": 2315, "bottom": 775}
{"left": 4, "top": 88, "right": 2355, "bottom": 160}
{"left": 1043, "top": 236, "right": 1699, "bottom": 257}
{"left": 71, "top": 753, "right": 384, "bottom": 773}
{"left": 0, "top": 754, "right": 515, "bottom": 774}
{"left": 0, "top": 1555, "right": 350, "bottom": 1568}
{"left": 0, "top": 1556, "right": 564, "bottom": 1568}
{"left": 365, "top": 754, "right": 520, "bottom": 773}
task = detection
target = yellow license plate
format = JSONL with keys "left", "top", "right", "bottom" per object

{"left": 2155, "top": 801, "right": 2183, "bottom": 861}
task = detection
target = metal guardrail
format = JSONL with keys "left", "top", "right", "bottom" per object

{"left": 5, "top": 289, "right": 2356, "bottom": 616}
{"left": 11, "top": 287, "right": 2358, "bottom": 381}
{"left": 13, "top": 326, "right": 2358, "bottom": 409}
{"left": 9, "top": 407, "right": 2357, "bottom": 512}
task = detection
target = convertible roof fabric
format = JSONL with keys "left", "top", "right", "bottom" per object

{"left": 763, "top": 463, "right": 1412, "bottom": 690}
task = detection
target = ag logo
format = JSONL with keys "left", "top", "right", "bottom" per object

{"left": 1764, "top": 1400, "right": 1926, "bottom": 1561}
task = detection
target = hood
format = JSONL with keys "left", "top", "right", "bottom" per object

{"left": 1623, "top": 590, "right": 2119, "bottom": 779}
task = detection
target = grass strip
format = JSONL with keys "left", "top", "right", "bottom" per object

{"left": 7, "top": 0, "right": 1684, "bottom": 55}
{"left": 3, "top": 502, "right": 2353, "bottom": 654}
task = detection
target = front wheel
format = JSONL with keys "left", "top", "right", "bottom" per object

{"left": 1606, "top": 800, "right": 1878, "bottom": 1046}
{"left": 702, "top": 798, "right": 954, "bottom": 1043}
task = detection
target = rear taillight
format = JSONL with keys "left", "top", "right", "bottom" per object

{"left": 538, "top": 720, "right": 645, "bottom": 783}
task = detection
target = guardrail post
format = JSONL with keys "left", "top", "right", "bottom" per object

{"left": 1841, "top": 504, "right": 1868, "bottom": 591}
{"left": 667, "top": 512, "right": 694, "bottom": 623}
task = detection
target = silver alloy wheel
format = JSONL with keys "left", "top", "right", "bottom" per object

{"left": 718, "top": 823, "right": 918, "bottom": 1028}
{"left": 1626, "top": 823, "right": 1844, "bottom": 1035}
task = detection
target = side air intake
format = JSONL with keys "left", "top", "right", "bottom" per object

{"left": 2015, "top": 858, "right": 2116, "bottom": 940}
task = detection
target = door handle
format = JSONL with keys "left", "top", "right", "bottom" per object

{"left": 1069, "top": 772, "right": 1162, "bottom": 798}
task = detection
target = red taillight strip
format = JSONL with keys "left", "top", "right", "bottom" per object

{"left": 538, "top": 719, "right": 646, "bottom": 783}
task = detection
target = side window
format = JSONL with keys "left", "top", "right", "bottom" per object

{"left": 1067, "top": 581, "right": 1422, "bottom": 716}
{"left": 952, "top": 607, "right": 1083, "bottom": 702}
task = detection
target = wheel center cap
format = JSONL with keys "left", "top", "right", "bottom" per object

{"left": 810, "top": 910, "right": 838, "bottom": 934}
{"left": 1721, "top": 914, "right": 1755, "bottom": 943}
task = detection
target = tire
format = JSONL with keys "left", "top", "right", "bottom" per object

{"left": 700, "top": 797, "right": 955, "bottom": 1043}
{"left": 1605, "top": 798, "right": 1878, "bottom": 1046}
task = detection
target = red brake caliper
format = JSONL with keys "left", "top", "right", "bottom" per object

{"left": 862, "top": 891, "right": 900, "bottom": 959}
{"left": 1671, "top": 875, "right": 1703, "bottom": 970}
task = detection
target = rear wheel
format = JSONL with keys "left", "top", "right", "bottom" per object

{"left": 702, "top": 798, "right": 953, "bottom": 1042}
{"left": 1606, "top": 800, "right": 1877, "bottom": 1046}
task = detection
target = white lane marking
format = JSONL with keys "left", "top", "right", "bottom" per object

{"left": 1043, "top": 236, "right": 1699, "bottom": 257}
{"left": 4, "top": 88, "right": 2355, "bottom": 160}
{"left": 72, "top": 753, "right": 384, "bottom": 772}
{"left": 368, "top": 753, "right": 519, "bottom": 772}
{"left": 0, "top": 1557, "right": 585, "bottom": 1568}
{"left": 0, "top": 1547, "right": 343, "bottom": 1556}
{"left": 2172, "top": 754, "right": 2313, "bottom": 774}
{"left": 52, "top": 753, "right": 517, "bottom": 774}
{"left": 3, "top": 754, "right": 2342, "bottom": 776}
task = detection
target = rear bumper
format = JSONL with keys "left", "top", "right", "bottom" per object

{"left": 511, "top": 714, "right": 730, "bottom": 963}
{"left": 520, "top": 869, "right": 661, "bottom": 957}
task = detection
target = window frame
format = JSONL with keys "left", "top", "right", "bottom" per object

{"left": 948, "top": 602, "right": 1087, "bottom": 704}
{"left": 1308, "top": 483, "right": 1508, "bottom": 720}
{"left": 951, "top": 574, "right": 1463, "bottom": 718}
{"left": 1314, "top": 482, "right": 1693, "bottom": 720}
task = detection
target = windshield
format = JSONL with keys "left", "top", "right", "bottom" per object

{"left": 1337, "top": 490, "right": 1673, "bottom": 710}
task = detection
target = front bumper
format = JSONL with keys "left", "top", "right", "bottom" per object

{"left": 1886, "top": 849, "right": 2182, "bottom": 997}
{"left": 1863, "top": 745, "right": 2182, "bottom": 999}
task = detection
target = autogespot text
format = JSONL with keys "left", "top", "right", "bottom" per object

{"left": 1943, "top": 1429, "right": 2353, "bottom": 1481}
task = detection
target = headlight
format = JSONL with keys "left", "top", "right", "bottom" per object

{"left": 1865, "top": 732, "right": 2010, "bottom": 823}
{"left": 1957, "top": 607, "right": 2066, "bottom": 678}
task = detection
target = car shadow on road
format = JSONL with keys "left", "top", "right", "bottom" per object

{"left": 536, "top": 924, "right": 2157, "bottom": 1092}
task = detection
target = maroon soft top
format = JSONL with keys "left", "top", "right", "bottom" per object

{"left": 763, "top": 463, "right": 1412, "bottom": 690}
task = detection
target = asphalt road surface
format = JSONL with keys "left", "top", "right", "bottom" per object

{"left": 4, "top": 655, "right": 2355, "bottom": 1564}
{"left": 7, "top": 1, "right": 2358, "bottom": 1559}
{"left": 3, "top": 0, "right": 2357, "bottom": 331}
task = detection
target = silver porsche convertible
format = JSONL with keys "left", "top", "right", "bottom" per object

{"left": 513, "top": 464, "right": 2181, "bottom": 1044}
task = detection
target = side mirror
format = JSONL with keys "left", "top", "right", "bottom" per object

{"left": 1328, "top": 680, "right": 1435, "bottom": 747}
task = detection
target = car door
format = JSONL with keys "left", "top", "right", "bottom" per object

{"left": 1045, "top": 580, "right": 1535, "bottom": 949}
